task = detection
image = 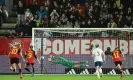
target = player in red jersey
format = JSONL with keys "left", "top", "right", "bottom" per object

{"left": 112, "top": 47, "right": 125, "bottom": 79}
{"left": 8, "top": 43, "right": 24, "bottom": 80}
{"left": 24, "top": 46, "right": 40, "bottom": 77}
{"left": 8, "top": 44, "right": 16, "bottom": 72}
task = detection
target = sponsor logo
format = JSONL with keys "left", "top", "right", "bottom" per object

{"left": 65, "top": 68, "right": 131, "bottom": 74}
{"left": 35, "top": 38, "right": 133, "bottom": 55}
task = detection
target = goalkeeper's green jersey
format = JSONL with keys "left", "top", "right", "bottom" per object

{"left": 52, "top": 56, "right": 74, "bottom": 68}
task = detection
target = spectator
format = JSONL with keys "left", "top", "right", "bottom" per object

{"left": 74, "top": 21, "right": 80, "bottom": 28}
{"left": 42, "top": 0, "right": 49, "bottom": 7}
{"left": 25, "top": 8, "right": 33, "bottom": 21}
{"left": 15, "top": 21, "right": 21, "bottom": 34}
{"left": 94, "top": 0, "right": 101, "bottom": 20}
{"left": 43, "top": 15, "right": 48, "bottom": 27}
{"left": 33, "top": 14, "right": 40, "bottom": 27}
{"left": 58, "top": 5, "right": 65, "bottom": 15}
{"left": 39, "top": 19, "right": 45, "bottom": 27}
{"left": 117, "top": 15, "right": 124, "bottom": 28}
{"left": 60, "top": 13, "right": 68, "bottom": 27}
{"left": 69, "top": 6, "right": 80, "bottom": 27}
{"left": 125, "top": 15, "right": 132, "bottom": 27}
{"left": 0, "top": 3, "right": 8, "bottom": 23}
{"left": 23, "top": 16, "right": 30, "bottom": 25}
{"left": 101, "top": 0, "right": 108, "bottom": 16}
{"left": 50, "top": 9, "right": 59, "bottom": 24}
{"left": 30, "top": 0, "right": 39, "bottom": 15}
{"left": 64, "top": 21, "right": 72, "bottom": 28}
{"left": 107, "top": 19, "right": 117, "bottom": 28}
{"left": 84, "top": 2, "right": 90, "bottom": 18}
{"left": 44, "top": 6, "right": 48, "bottom": 17}
{"left": 0, "top": 4, "right": 3, "bottom": 27}
{"left": 36, "top": 6, "right": 45, "bottom": 20}
{"left": 76, "top": 4, "right": 84, "bottom": 17}
{"left": 14, "top": 0, "right": 133, "bottom": 29}
{"left": 17, "top": 0, "right": 25, "bottom": 22}
{"left": 6, "top": 0, "right": 133, "bottom": 38}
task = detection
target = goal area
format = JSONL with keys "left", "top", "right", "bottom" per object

{"left": 32, "top": 28, "right": 133, "bottom": 74}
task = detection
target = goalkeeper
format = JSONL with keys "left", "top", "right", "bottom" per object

{"left": 48, "top": 55, "right": 89, "bottom": 68}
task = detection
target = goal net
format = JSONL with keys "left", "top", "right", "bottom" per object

{"left": 32, "top": 28, "right": 133, "bottom": 74}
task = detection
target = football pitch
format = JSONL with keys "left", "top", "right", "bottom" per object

{"left": 0, "top": 74, "right": 132, "bottom": 80}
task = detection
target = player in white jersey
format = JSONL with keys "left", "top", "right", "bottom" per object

{"left": 92, "top": 44, "right": 105, "bottom": 79}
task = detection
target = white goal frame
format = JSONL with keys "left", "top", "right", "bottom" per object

{"left": 32, "top": 28, "right": 133, "bottom": 75}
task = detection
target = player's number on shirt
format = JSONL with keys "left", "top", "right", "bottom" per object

{"left": 28, "top": 53, "right": 32, "bottom": 58}
{"left": 113, "top": 51, "right": 120, "bottom": 59}
{"left": 11, "top": 49, "right": 17, "bottom": 54}
{"left": 97, "top": 51, "right": 100, "bottom": 56}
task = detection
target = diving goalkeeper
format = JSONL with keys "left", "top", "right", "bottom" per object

{"left": 48, "top": 55, "right": 89, "bottom": 68}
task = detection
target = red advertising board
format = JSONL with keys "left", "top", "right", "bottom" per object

{"left": 1, "top": 38, "right": 133, "bottom": 55}
{"left": 0, "top": 38, "right": 31, "bottom": 55}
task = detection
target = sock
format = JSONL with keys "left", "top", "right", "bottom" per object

{"left": 19, "top": 69, "right": 22, "bottom": 78}
{"left": 120, "top": 69, "right": 123, "bottom": 74}
{"left": 32, "top": 67, "right": 35, "bottom": 73}
{"left": 99, "top": 68, "right": 102, "bottom": 74}
{"left": 25, "top": 68, "right": 30, "bottom": 72}
{"left": 96, "top": 70, "right": 100, "bottom": 79}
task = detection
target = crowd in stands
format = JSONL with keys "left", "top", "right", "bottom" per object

{"left": 47, "top": 0, "right": 133, "bottom": 28}
{"left": 1, "top": 0, "right": 133, "bottom": 37}
{"left": 13, "top": 0, "right": 48, "bottom": 37}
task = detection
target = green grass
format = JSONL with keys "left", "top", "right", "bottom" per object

{"left": 0, "top": 74, "right": 132, "bottom": 80}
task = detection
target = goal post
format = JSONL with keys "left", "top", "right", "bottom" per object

{"left": 32, "top": 28, "right": 133, "bottom": 74}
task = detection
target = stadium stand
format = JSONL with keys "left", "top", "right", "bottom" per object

{"left": 0, "top": 0, "right": 133, "bottom": 37}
